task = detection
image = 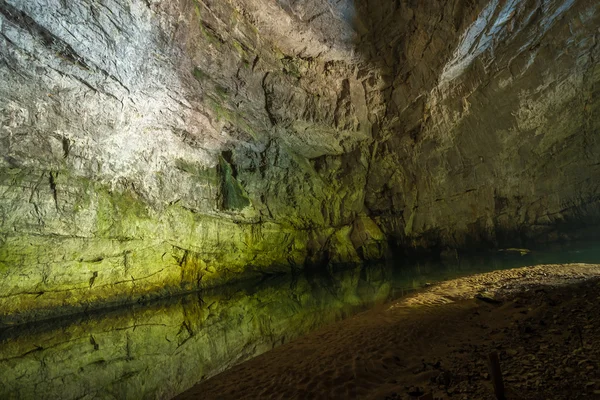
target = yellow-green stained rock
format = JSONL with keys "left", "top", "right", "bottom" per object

{"left": 1, "top": 0, "right": 599, "bottom": 324}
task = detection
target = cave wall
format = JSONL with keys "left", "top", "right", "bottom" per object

{"left": 366, "top": 0, "right": 600, "bottom": 249}
{"left": 0, "top": 0, "right": 598, "bottom": 323}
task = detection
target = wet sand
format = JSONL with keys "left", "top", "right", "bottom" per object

{"left": 175, "top": 263, "right": 600, "bottom": 400}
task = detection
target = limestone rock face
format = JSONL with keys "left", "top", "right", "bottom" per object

{"left": 0, "top": 0, "right": 598, "bottom": 322}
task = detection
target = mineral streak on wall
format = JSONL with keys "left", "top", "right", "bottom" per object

{"left": 0, "top": 0, "right": 598, "bottom": 323}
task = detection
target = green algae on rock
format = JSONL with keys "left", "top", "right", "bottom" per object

{"left": 0, "top": 0, "right": 599, "bottom": 322}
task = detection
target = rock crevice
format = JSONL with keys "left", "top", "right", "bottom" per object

{"left": 0, "top": 0, "right": 598, "bottom": 322}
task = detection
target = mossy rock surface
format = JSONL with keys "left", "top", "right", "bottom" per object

{"left": 1, "top": 0, "right": 599, "bottom": 324}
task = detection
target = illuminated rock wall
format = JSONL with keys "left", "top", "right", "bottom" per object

{"left": 0, "top": 0, "right": 598, "bottom": 322}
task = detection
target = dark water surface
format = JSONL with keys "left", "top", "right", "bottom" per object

{"left": 1, "top": 241, "right": 599, "bottom": 399}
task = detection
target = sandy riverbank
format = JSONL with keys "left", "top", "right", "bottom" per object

{"left": 175, "top": 263, "right": 600, "bottom": 400}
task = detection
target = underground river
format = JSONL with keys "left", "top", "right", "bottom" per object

{"left": 1, "top": 241, "right": 600, "bottom": 399}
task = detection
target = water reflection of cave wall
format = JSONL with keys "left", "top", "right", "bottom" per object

{"left": 0, "top": 265, "right": 392, "bottom": 400}
{"left": 3, "top": 243, "right": 600, "bottom": 399}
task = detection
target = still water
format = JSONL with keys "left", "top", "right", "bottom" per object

{"left": 1, "top": 242, "right": 599, "bottom": 399}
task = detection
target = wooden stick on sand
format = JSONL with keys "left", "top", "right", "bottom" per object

{"left": 488, "top": 351, "right": 506, "bottom": 400}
